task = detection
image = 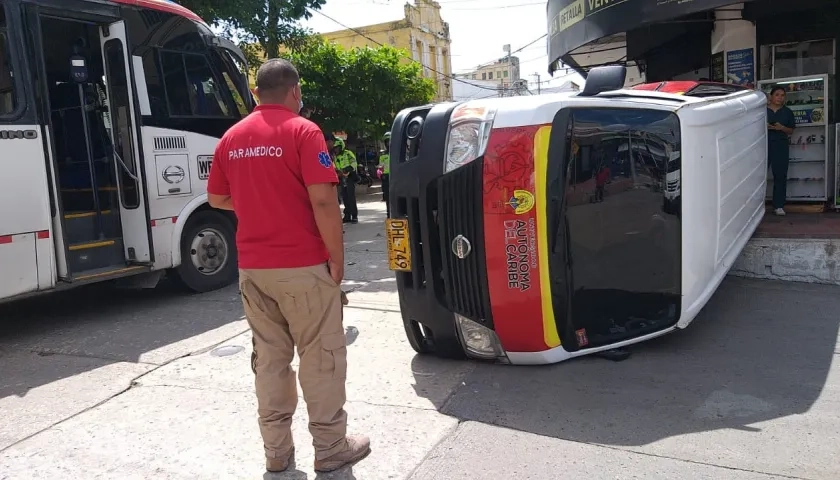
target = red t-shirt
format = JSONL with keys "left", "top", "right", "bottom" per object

{"left": 207, "top": 104, "right": 338, "bottom": 269}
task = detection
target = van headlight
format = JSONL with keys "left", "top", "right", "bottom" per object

{"left": 443, "top": 104, "right": 496, "bottom": 173}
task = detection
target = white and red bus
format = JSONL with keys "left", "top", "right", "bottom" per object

{"left": 0, "top": 0, "right": 252, "bottom": 301}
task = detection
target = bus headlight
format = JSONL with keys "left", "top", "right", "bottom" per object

{"left": 455, "top": 314, "right": 505, "bottom": 360}
{"left": 444, "top": 105, "right": 496, "bottom": 173}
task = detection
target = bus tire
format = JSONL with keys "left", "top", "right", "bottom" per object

{"left": 171, "top": 210, "right": 238, "bottom": 293}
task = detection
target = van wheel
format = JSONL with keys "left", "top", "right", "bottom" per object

{"left": 403, "top": 318, "right": 434, "bottom": 354}
{"left": 171, "top": 211, "right": 238, "bottom": 293}
{"left": 402, "top": 317, "right": 465, "bottom": 359}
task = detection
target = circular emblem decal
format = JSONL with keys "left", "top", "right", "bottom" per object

{"left": 507, "top": 189, "right": 535, "bottom": 215}
{"left": 451, "top": 235, "right": 472, "bottom": 260}
{"left": 162, "top": 165, "right": 185, "bottom": 184}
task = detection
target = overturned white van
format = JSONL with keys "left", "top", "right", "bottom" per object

{"left": 387, "top": 66, "right": 768, "bottom": 364}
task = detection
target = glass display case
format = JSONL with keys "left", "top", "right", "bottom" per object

{"left": 758, "top": 74, "right": 834, "bottom": 202}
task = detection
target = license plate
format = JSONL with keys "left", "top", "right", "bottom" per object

{"left": 386, "top": 218, "right": 412, "bottom": 272}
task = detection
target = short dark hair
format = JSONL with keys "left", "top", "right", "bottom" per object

{"left": 255, "top": 59, "right": 300, "bottom": 96}
{"left": 769, "top": 85, "right": 786, "bottom": 96}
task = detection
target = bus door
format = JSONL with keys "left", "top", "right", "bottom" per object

{"left": 100, "top": 20, "right": 152, "bottom": 264}
{"left": 0, "top": 3, "right": 56, "bottom": 299}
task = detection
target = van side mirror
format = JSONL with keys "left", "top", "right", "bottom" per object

{"left": 579, "top": 65, "right": 627, "bottom": 97}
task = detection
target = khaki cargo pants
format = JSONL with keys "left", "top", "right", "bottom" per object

{"left": 239, "top": 264, "right": 348, "bottom": 461}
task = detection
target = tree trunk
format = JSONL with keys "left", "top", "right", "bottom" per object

{"left": 264, "top": 2, "right": 280, "bottom": 59}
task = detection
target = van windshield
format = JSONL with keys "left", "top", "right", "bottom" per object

{"left": 548, "top": 107, "right": 683, "bottom": 349}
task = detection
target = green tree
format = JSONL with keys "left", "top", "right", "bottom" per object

{"left": 285, "top": 39, "right": 436, "bottom": 139}
{"left": 178, "top": 0, "right": 325, "bottom": 61}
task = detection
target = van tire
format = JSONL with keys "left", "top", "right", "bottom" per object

{"left": 402, "top": 317, "right": 465, "bottom": 359}
{"left": 171, "top": 211, "right": 238, "bottom": 293}
{"left": 403, "top": 318, "right": 434, "bottom": 354}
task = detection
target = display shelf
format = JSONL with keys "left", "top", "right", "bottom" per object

{"left": 759, "top": 74, "right": 832, "bottom": 203}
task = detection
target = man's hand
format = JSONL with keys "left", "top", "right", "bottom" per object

{"left": 208, "top": 193, "right": 234, "bottom": 211}
{"left": 328, "top": 258, "right": 344, "bottom": 285}
{"left": 308, "top": 183, "right": 345, "bottom": 280}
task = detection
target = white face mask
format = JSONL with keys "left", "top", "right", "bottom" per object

{"left": 299, "top": 98, "right": 304, "bottom": 113}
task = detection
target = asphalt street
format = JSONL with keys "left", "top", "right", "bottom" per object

{"left": 1, "top": 192, "right": 838, "bottom": 479}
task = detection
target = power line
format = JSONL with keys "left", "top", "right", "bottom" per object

{"left": 309, "top": 8, "right": 502, "bottom": 91}
{"left": 449, "top": 2, "right": 544, "bottom": 11}
{"left": 309, "top": 8, "right": 553, "bottom": 94}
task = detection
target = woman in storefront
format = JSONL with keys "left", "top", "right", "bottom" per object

{"left": 767, "top": 86, "right": 796, "bottom": 216}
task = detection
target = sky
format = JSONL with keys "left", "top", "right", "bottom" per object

{"left": 302, "top": 0, "right": 585, "bottom": 90}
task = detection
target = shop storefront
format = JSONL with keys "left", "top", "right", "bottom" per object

{"left": 547, "top": 0, "right": 839, "bottom": 207}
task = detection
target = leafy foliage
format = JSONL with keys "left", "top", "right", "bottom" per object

{"left": 178, "top": 0, "right": 325, "bottom": 60}
{"left": 284, "top": 39, "right": 436, "bottom": 139}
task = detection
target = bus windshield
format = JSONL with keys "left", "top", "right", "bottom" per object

{"left": 213, "top": 41, "right": 254, "bottom": 114}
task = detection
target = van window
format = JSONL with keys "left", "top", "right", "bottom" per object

{"left": 566, "top": 108, "right": 680, "bottom": 189}
{"left": 0, "top": 8, "right": 16, "bottom": 115}
{"left": 160, "top": 50, "right": 232, "bottom": 118}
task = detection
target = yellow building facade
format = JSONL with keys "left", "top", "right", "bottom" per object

{"left": 320, "top": 0, "right": 453, "bottom": 102}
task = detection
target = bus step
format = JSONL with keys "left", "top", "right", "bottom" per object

{"left": 64, "top": 210, "right": 121, "bottom": 244}
{"left": 72, "top": 265, "right": 150, "bottom": 284}
{"left": 68, "top": 238, "right": 126, "bottom": 273}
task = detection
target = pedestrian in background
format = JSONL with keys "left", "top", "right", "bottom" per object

{"left": 379, "top": 139, "right": 391, "bottom": 218}
{"left": 206, "top": 58, "right": 370, "bottom": 474}
{"left": 333, "top": 137, "right": 359, "bottom": 224}
{"left": 767, "top": 85, "right": 795, "bottom": 216}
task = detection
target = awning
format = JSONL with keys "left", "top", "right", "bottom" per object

{"left": 546, "top": 0, "right": 753, "bottom": 74}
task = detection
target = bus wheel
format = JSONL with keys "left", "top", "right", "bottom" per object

{"left": 171, "top": 211, "right": 238, "bottom": 293}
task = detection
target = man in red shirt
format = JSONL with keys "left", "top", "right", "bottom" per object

{"left": 207, "top": 59, "right": 370, "bottom": 474}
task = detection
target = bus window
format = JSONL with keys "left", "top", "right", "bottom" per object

{"left": 223, "top": 70, "right": 248, "bottom": 116}
{"left": 216, "top": 49, "right": 252, "bottom": 115}
{"left": 0, "top": 8, "right": 16, "bottom": 115}
{"left": 160, "top": 50, "right": 234, "bottom": 118}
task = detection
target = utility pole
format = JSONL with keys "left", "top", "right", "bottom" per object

{"left": 501, "top": 44, "right": 511, "bottom": 98}
{"left": 532, "top": 73, "right": 541, "bottom": 94}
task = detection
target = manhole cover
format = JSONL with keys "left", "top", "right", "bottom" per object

{"left": 210, "top": 345, "right": 245, "bottom": 357}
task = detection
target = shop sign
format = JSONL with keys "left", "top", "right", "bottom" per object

{"left": 726, "top": 48, "right": 755, "bottom": 88}
{"left": 710, "top": 51, "right": 725, "bottom": 83}
{"left": 546, "top": 0, "right": 758, "bottom": 73}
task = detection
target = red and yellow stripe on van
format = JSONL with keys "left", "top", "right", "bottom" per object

{"left": 482, "top": 124, "right": 561, "bottom": 352}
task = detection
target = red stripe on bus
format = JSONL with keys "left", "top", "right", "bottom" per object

{"left": 37, "top": 230, "right": 50, "bottom": 239}
{"left": 108, "top": 0, "right": 204, "bottom": 24}
{"left": 151, "top": 217, "right": 178, "bottom": 227}
{"left": 0, "top": 235, "right": 12, "bottom": 244}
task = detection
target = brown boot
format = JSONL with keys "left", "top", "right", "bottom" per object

{"left": 266, "top": 447, "right": 295, "bottom": 473}
{"left": 314, "top": 435, "right": 371, "bottom": 473}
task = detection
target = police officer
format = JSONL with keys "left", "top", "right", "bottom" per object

{"left": 333, "top": 137, "right": 358, "bottom": 224}
{"left": 324, "top": 132, "right": 342, "bottom": 206}
{"left": 378, "top": 141, "right": 390, "bottom": 218}
{"left": 207, "top": 58, "right": 370, "bottom": 474}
